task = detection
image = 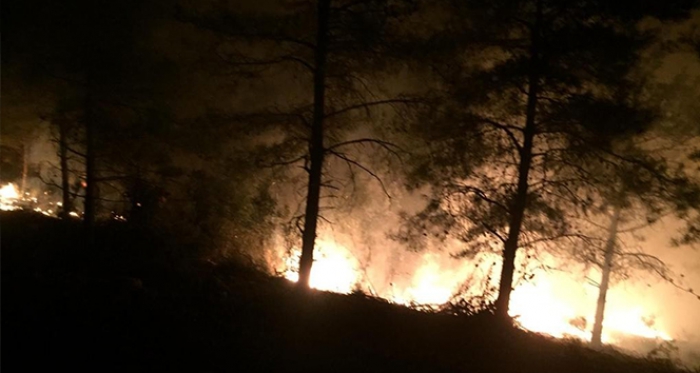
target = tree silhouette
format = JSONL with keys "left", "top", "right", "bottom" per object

{"left": 399, "top": 0, "right": 695, "bottom": 318}
{"left": 563, "top": 98, "right": 700, "bottom": 346}
{"left": 179, "top": 0, "right": 418, "bottom": 288}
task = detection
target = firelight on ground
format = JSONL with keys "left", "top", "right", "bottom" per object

{"left": 280, "top": 238, "right": 673, "bottom": 345}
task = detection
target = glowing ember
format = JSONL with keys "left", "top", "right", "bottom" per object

{"left": 34, "top": 207, "right": 52, "bottom": 216}
{"left": 0, "top": 183, "right": 21, "bottom": 211}
{"left": 111, "top": 212, "right": 127, "bottom": 221}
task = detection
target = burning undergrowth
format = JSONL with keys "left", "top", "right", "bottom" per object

{"left": 3, "top": 122, "right": 697, "bottom": 367}
{"left": 259, "top": 169, "right": 692, "bottom": 364}
{"left": 0, "top": 181, "right": 80, "bottom": 217}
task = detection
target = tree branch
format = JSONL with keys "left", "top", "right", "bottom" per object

{"left": 261, "top": 154, "right": 307, "bottom": 168}
{"left": 450, "top": 184, "right": 510, "bottom": 213}
{"left": 217, "top": 51, "right": 315, "bottom": 73}
{"left": 482, "top": 222, "right": 507, "bottom": 243}
{"left": 326, "top": 138, "right": 404, "bottom": 158}
{"left": 324, "top": 98, "right": 423, "bottom": 119}
{"left": 521, "top": 232, "right": 605, "bottom": 248}
{"left": 327, "top": 149, "right": 391, "bottom": 199}
{"left": 473, "top": 115, "right": 524, "bottom": 153}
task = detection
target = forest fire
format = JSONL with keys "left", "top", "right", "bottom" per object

{"left": 0, "top": 182, "right": 82, "bottom": 218}
{"left": 279, "top": 237, "right": 461, "bottom": 302}
{"left": 0, "top": 183, "right": 21, "bottom": 211}
{"left": 282, "top": 240, "right": 361, "bottom": 293}
{"left": 279, "top": 239, "right": 674, "bottom": 346}
{"left": 508, "top": 276, "right": 672, "bottom": 344}
{"left": 0, "top": 182, "right": 48, "bottom": 214}
{"left": 391, "top": 257, "right": 457, "bottom": 305}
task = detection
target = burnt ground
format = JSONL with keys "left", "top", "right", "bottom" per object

{"left": 1, "top": 211, "right": 689, "bottom": 372}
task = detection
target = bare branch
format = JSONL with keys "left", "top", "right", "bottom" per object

{"left": 65, "top": 144, "right": 87, "bottom": 158}
{"left": 36, "top": 174, "right": 84, "bottom": 198}
{"left": 325, "top": 98, "right": 423, "bottom": 119}
{"left": 326, "top": 138, "right": 405, "bottom": 159}
{"left": 521, "top": 232, "right": 605, "bottom": 248}
{"left": 327, "top": 149, "right": 391, "bottom": 199}
{"left": 262, "top": 154, "right": 307, "bottom": 168}
{"left": 320, "top": 181, "right": 341, "bottom": 191}
{"left": 482, "top": 222, "right": 507, "bottom": 243}
{"left": 473, "top": 115, "right": 524, "bottom": 153}
{"left": 617, "top": 212, "right": 671, "bottom": 233}
{"left": 449, "top": 184, "right": 510, "bottom": 213}
{"left": 317, "top": 214, "right": 334, "bottom": 225}
{"left": 217, "top": 51, "right": 315, "bottom": 73}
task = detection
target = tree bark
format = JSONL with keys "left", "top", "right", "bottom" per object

{"left": 83, "top": 86, "right": 97, "bottom": 238}
{"left": 59, "top": 119, "right": 73, "bottom": 219}
{"left": 298, "top": 0, "right": 331, "bottom": 289}
{"left": 591, "top": 204, "right": 622, "bottom": 347}
{"left": 494, "top": 0, "right": 542, "bottom": 319}
{"left": 21, "top": 143, "right": 28, "bottom": 195}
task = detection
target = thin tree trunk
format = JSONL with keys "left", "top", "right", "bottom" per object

{"left": 591, "top": 204, "right": 622, "bottom": 347}
{"left": 84, "top": 88, "right": 96, "bottom": 237}
{"left": 298, "top": 0, "right": 331, "bottom": 289}
{"left": 59, "top": 119, "right": 73, "bottom": 219}
{"left": 494, "top": 0, "right": 542, "bottom": 319}
{"left": 21, "top": 143, "right": 28, "bottom": 195}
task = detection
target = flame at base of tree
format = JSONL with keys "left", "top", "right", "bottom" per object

{"left": 275, "top": 235, "right": 674, "bottom": 347}
{"left": 282, "top": 239, "right": 361, "bottom": 294}
{"left": 509, "top": 276, "right": 672, "bottom": 344}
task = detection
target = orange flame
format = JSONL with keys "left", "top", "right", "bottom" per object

{"left": 279, "top": 237, "right": 673, "bottom": 345}
{"left": 283, "top": 239, "right": 361, "bottom": 294}
{"left": 0, "top": 183, "right": 21, "bottom": 211}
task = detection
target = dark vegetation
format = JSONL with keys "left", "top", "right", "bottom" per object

{"left": 2, "top": 211, "right": 691, "bottom": 372}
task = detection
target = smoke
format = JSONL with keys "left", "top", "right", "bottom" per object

{"left": 257, "top": 114, "right": 700, "bottom": 365}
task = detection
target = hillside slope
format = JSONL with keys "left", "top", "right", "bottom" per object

{"left": 1, "top": 211, "right": 688, "bottom": 372}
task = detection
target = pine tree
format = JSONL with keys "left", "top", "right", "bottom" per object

{"left": 401, "top": 0, "right": 696, "bottom": 318}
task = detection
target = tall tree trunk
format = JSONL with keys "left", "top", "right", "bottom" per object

{"left": 591, "top": 204, "right": 622, "bottom": 347}
{"left": 59, "top": 119, "right": 73, "bottom": 219}
{"left": 21, "top": 143, "right": 28, "bottom": 195}
{"left": 298, "top": 0, "right": 331, "bottom": 289}
{"left": 494, "top": 0, "right": 542, "bottom": 319}
{"left": 84, "top": 88, "right": 97, "bottom": 238}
